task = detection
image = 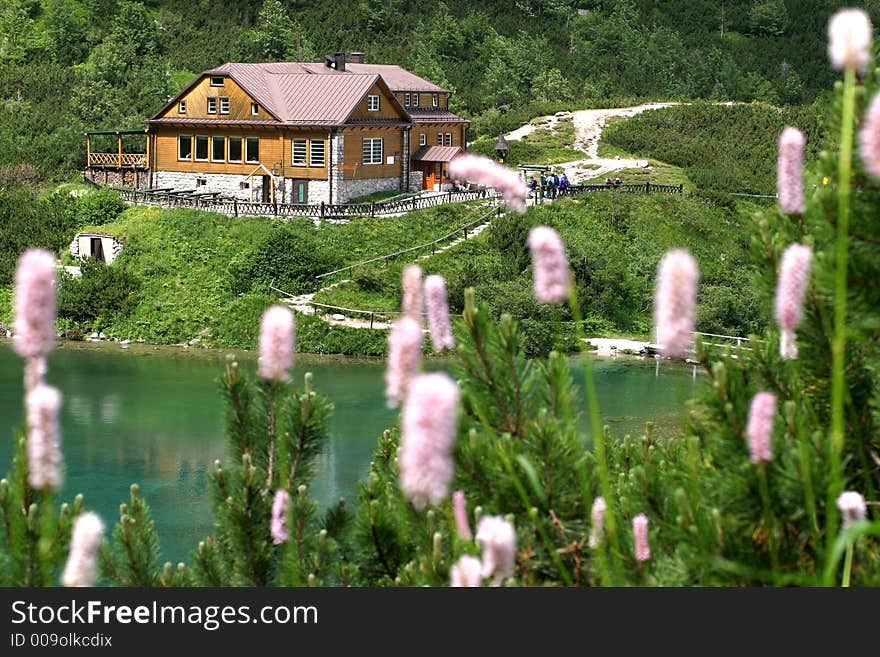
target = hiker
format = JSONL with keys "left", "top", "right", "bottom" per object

{"left": 528, "top": 177, "right": 538, "bottom": 198}
{"left": 551, "top": 171, "right": 560, "bottom": 198}
{"left": 559, "top": 172, "right": 569, "bottom": 195}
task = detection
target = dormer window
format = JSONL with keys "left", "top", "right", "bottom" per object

{"left": 367, "top": 95, "right": 380, "bottom": 111}
{"left": 210, "top": 76, "right": 224, "bottom": 86}
{"left": 178, "top": 100, "right": 187, "bottom": 114}
{"left": 432, "top": 94, "right": 438, "bottom": 107}
{"left": 251, "top": 102, "right": 259, "bottom": 115}
{"left": 207, "top": 97, "right": 217, "bottom": 114}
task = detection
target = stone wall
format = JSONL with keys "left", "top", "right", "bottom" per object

{"left": 408, "top": 171, "right": 424, "bottom": 192}
{"left": 330, "top": 133, "right": 345, "bottom": 205}
{"left": 335, "top": 176, "right": 403, "bottom": 204}
{"left": 84, "top": 169, "right": 150, "bottom": 189}
{"left": 153, "top": 171, "right": 267, "bottom": 201}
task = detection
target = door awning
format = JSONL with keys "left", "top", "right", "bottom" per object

{"left": 411, "top": 145, "right": 462, "bottom": 162}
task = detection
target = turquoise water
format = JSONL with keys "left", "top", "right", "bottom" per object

{"left": 0, "top": 341, "right": 698, "bottom": 563}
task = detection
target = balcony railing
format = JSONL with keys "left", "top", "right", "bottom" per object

{"left": 88, "top": 152, "right": 148, "bottom": 168}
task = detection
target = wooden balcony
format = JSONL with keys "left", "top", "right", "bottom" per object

{"left": 88, "top": 152, "right": 148, "bottom": 168}
{"left": 85, "top": 129, "right": 149, "bottom": 170}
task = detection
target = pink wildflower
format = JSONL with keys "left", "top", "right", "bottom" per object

{"left": 26, "top": 383, "right": 63, "bottom": 491}
{"left": 424, "top": 275, "right": 455, "bottom": 351}
{"left": 777, "top": 127, "right": 806, "bottom": 215}
{"left": 632, "top": 513, "right": 650, "bottom": 562}
{"left": 23, "top": 357, "right": 47, "bottom": 394}
{"left": 527, "top": 226, "right": 569, "bottom": 303}
{"left": 448, "top": 153, "right": 528, "bottom": 214}
{"left": 384, "top": 316, "right": 422, "bottom": 408}
{"left": 401, "top": 264, "right": 423, "bottom": 320}
{"left": 589, "top": 496, "right": 606, "bottom": 549}
{"left": 258, "top": 305, "right": 294, "bottom": 382}
{"left": 450, "top": 554, "right": 483, "bottom": 587}
{"left": 271, "top": 489, "right": 291, "bottom": 545}
{"left": 828, "top": 8, "right": 872, "bottom": 74}
{"left": 653, "top": 249, "right": 699, "bottom": 358}
{"left": 452, "top": 489, "right": 472, "bottom": 540}
{"left": 13, "top": 249, "right": 57, "bottom": 361}
{"left": 61, "top": 512, "right": 104, "bottom": 587}
{"left": 398, "top": 373, "right": 460, "bottom": 510}
{"left": 476, "top": 515, "right": 516, "bottom": 586}
{"left": 774, "top": 244, "right": 812, "bottom": 359}
{"left": 746, "top": 392, "right": 776, "bottom": 464}
{"left": 859, "top": 91, "right": 880, "bottom": 181}
{"left": 837, "top": 491, "right": 867, "bottom": 527}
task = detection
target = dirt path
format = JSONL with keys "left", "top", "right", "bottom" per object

{"left": 506, "top": 102, "right": 680, "bottom": 184}
{"left": 280, "top": 206, "right": 496, "bottom": 329}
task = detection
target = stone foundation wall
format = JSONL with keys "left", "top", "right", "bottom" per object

{"left": 85, "top": 169, "right": 150, "bottom": 189}
{"left": 335, "top": 177, "right": 403, "bottom": 204}
{"left": 408, "top": 171, "right": 424, "bottom": 192}
{"left": 153, "top": 171, "right": 268, "bottom": 201}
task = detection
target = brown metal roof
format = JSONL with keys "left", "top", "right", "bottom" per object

{"left": 408, "top": 109, "right": 470, "bottom": 124}
{"left": 411, "top": 145, "right": 463, "bottom": 162}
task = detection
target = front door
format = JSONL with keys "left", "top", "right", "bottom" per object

{"left": 424, "top": 165, "right": 437, "bottom": 191}
{"left": 261, "top": 175, "right": 271, "bottom": 203}
{"left": 293, "top": 179, "right": 308, "bottom": 204}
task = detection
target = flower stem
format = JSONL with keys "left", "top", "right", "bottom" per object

{"left": 841, "top": 541, "right": 854, "bottom": 587}
{"left": 827, "top": 62, "right": 856, "bottom": 561}
{"left": 757, "top": 463, "right": 779, "bottom": 580}
{"left": 567, "top": 275, "right": 622, "bottom": 586}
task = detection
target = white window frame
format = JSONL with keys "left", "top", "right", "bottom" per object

{"left": 178, "top": 100, "right": 187, "bottom": 114}
{"left": 245, "top": 137, "right": 259, "bottom": 163}
{"left": 444, "top": 133, "right": 452, "bottom": 146}
{"left": 228, "top": 136, "right": 243, "bottom": 163}
{"left": 219, "top": 97, "right": 230, "bottom": 114}
{"left": 177, "top": 134, "right": 192, "bottom": 161}
{"left": 419, "top": 133, "right": 426, "bottom": 146}
{"left": 291, "top": 138, "right": 307, "bottom": 166}
{"left": 207, "top": 97, "right": 217, "bottom": 114}
{"left": 194, "top": 135, "right": 209, "bottom": 162}
{"left": 251, "top": 102, "right": 259, "bottom": 116}
{"left": 211, "top": 136, "right": 225, "bottom": 162}
{"left": 210, "top": 76, "right": 224, "bottom": 87}
{"left": 436, "top": 133, "right": 443, "bottom": 146}
{"left": 412, "top": 93, "right": 419, "bottom": 107}
{"left": 432, "top": 94, "right": 438, "bottom": 107}
{"left": 404, "top": 93, "right": 410, "bottom": 107}
{"left": 363, "top": 138, "right": 383, "bottom": 165}
{"left": 367, "top": 95, "right": 380, "bottom": 112}
{"left": 309, "top": 139, "right": 325, "bottom": 167}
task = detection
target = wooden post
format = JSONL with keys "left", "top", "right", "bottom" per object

{"left": 370, "top": 312, "right": 374, "bottom": 329}
{"left": 117, "top": 133, "right": 123, "bottom": 169}
{"left": 86, "top": 134, "right": 91, "bottom": 168}
{"left": 371, "top": 201, "right": 375, "bottom": 218}
{"left": 645, "top": 181, "right": 651, "bottom": 194}
{"left": 233, "top": 198, "right": 238, "bottom": 217}
{"left": 273, "top": 201, "right": 278, "bottom": 216}
{"left": 320, "top": 201, "right": 325, "bottom": 220}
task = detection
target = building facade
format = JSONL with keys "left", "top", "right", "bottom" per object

{"left": 86, "top": 53, "right": 470, "bottom": 205}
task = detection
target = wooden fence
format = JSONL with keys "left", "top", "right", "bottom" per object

{"left": 117, "top": 187, "right": 499, "bottom": 219}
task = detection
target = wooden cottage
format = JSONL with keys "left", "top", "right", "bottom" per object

{"left": 86, "top": 52, "right": 470, "bottom": 204}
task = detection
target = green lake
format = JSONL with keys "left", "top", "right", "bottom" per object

{"left": 0, "top": 341, "right": 700, "bottom": 563}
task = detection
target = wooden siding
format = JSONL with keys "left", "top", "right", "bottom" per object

{"left": 157, "top": 75, "right": 273, "bottom": 121}
{"left": 348, "top": 81, "right": 408, "bottom": 120}
{"left": 396, "top": 92, "right": 448, "bottom": 110}
{"left": 153, "top": 127, "right": 326, "bottom": 180}
{"left": 410, "top": 124, "right": 466, "bottom": 155}
{"left": 341, "top": 126, "right": 404, "bottom": 180}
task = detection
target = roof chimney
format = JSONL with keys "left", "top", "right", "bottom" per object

{"left": 348, "top": 52, "right": 365, "bottom": 64}
{"left": 334, "top": 52, "right": 346, "bottom": 72}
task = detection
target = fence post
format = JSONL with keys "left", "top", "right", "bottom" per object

{"left": 274, "top": 201, "right": 278, "bottom": 216}
{"left": 233, "top": 198, "right": 238, "bottom": 217}
{"left": 321, "top": 201, "right": 325, "bottom": 220}
{"left": 645, "top": 181, "right": 651, "bottom": 195}
{"left": 678, "top": 184, "right": 683, "bottom": 194}
{"left": 371, "top": 202, "right": 376, "bottom": 218}
{"left": 464, "top": 225, "right": 468, "bottom": 240}
{"left": 448, "top": 191, "right": 452, "bottom": 204}
{"left": 370, "top": 312, "right": 374, "bottom": 329}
